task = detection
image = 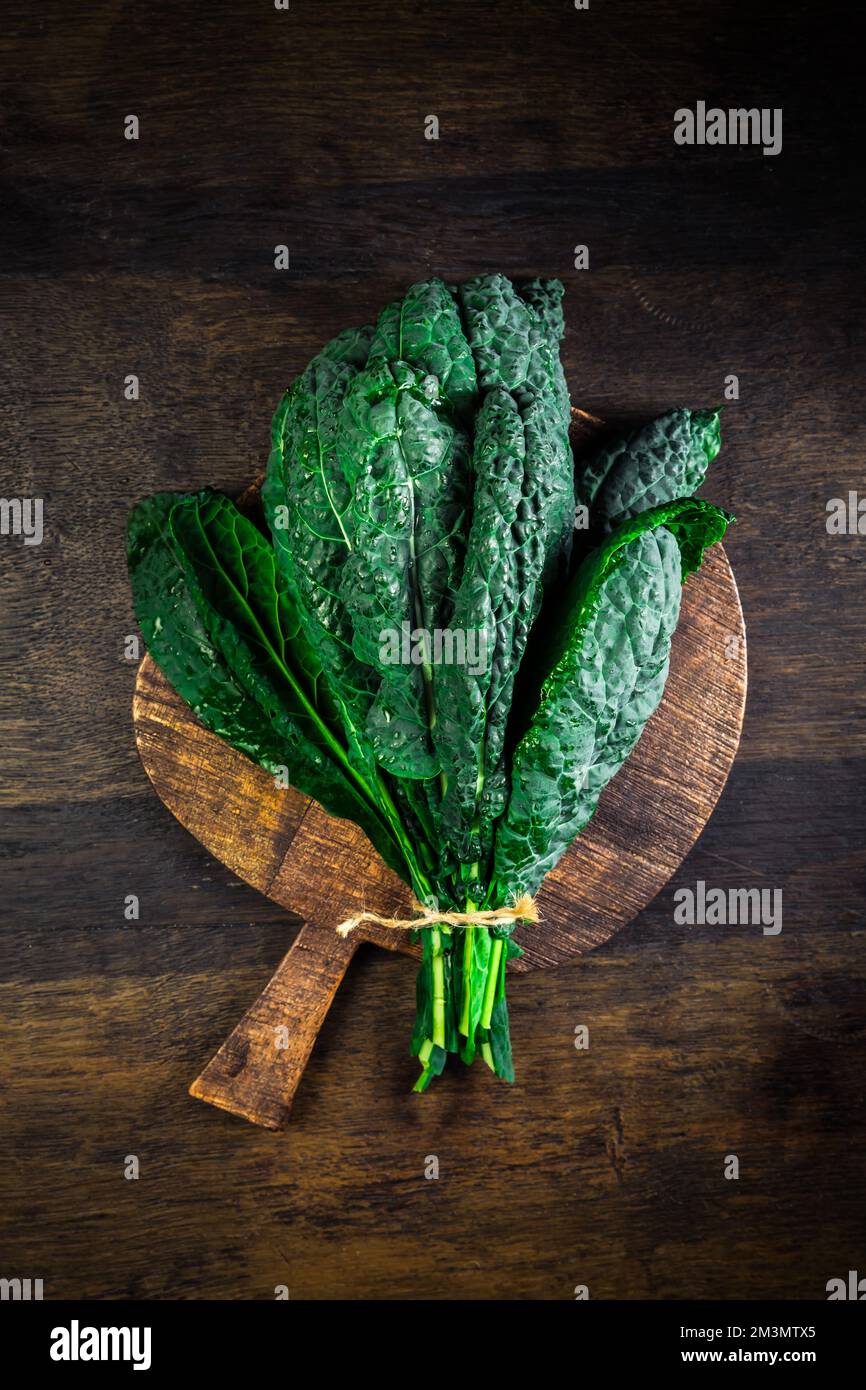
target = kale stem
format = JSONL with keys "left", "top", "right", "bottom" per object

{"left": 373, "top": 771, "right": 434, "bottom": 901}
{"left": 457, "top": 862, "right": 482, "bottom": 1038}
{"left": 459, "top": 929, "right": 473, "bottom": 1036}
{"left": 458, "top": 898, "right": 476, "bottom": 1036}
{"left": 418, "top": 1037, "right": 434, "bottom": 1065}
{"left": 480, "top": 1037, "right": 495, "bottom": 1071}
{"left": 480, "top": 936, "right": 503, "bottom": 1030}
{"left": 430, "top": 927, "right": 446, "bottom": 1048}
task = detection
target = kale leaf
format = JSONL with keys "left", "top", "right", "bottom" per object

{"left": 369, "top": 277, "right": 478, "bottom": 421}
{"left": 576, "top": 407, "right": 722, "bottom": 531}
{"left": 337, "top": 357, "right": 471, "bottom": 781}
{"left": 494, "top": 498, "right": 733, "bottom": 896}
{"left": 434, "top": 389, "right": 548, "bottom": 877}
{"left": 129, "top": 488, "right": 419, "bottom": 888}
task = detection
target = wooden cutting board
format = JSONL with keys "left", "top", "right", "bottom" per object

{"left": 132, "top": 415, "right": 746, "bottom": 1128}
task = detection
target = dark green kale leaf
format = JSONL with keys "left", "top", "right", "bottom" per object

{"left": 458, "top": 273, "right": 574, "bottom": 584}
{"left": 129, "top": 488, "right": 416, "bottom": 887}
{"left": 319, "top": 324, "right": 377, "bottom": 369}
{"left": 369, "top": 278, "right": 478, "bottom": 421}
{"left": 576, "top": 407, "right": 722, "bottom": 531}
{"left": 337, "top": 357, "right": 471, "bottom": 781}
{"left": 262, "top": 327, "right": 379, "bottom": 756}
{"left": 493, "top": 498, "right": 733, "bottom": 896}
{"left": 128, "top": 493, "right": 292, "bottom": 777}
{"left": 433, "top": 389, "right": 547, "bottom": 876}
{"left": 518, "top": 276, "right": 571, "bottom": 434}
{"left": 458, "top": 272, "right": 537, "bottom": 393}
{"left": 264, "top": 326, "right": 460, "bottom": 891}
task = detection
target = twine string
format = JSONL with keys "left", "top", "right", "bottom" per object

{"left": 335, "top": 893, "right": 539, "bottom": 939}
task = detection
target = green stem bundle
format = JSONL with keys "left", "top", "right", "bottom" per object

{"left": 411, "top": 914, "right": 519, "bottom": 1091}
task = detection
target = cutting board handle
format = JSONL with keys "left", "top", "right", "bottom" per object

{"left": 189, "top": 923, "right": 360, "bottom": 1130}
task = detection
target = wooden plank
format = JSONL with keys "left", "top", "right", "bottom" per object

{"left": 2, "top": 0, "right": 860, "bottom": 1301}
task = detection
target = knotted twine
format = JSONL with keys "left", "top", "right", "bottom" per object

{"left": 335, "top": 893, "right": 539, "bottom": 939}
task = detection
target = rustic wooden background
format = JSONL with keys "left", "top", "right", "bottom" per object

{"left": 1, "top": 0, "right": 863, "bottom": 1299}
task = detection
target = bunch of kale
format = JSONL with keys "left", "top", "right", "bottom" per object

{"left": 128, "top": 275, "right": 730, "bottom": 1090}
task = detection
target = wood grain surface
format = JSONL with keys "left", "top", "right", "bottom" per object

{"left": 2, "top": 0, "right": 864, "bottom": 1300}
{"left": 135, "top": 531, "right": 745, "bottom": 1128}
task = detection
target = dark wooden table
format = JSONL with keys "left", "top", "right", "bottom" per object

{"left": 2, "top": 0, "right": 863, "bottom": 1300}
